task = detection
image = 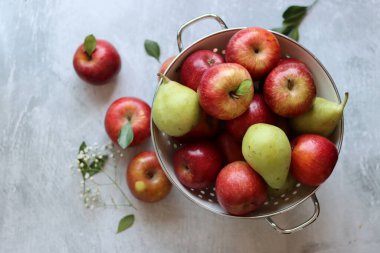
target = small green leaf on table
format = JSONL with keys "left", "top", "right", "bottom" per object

{"left": 271, "top": 1, "right": 317, "bottom": 41}
{"left": 288, "top": 27, "right": 300, "bottom": 41}
{"left": 117, "top": 214, "right": 135, "bottom": 233}
{"left": 84, "top": 34, "right": 96, "bottom": 58}
{"left": 144, "top": 39, "right": 160, "bottom": 62}
{"left": 282, "top": 6, "right": 307, "bottom": 20}
{"left": 118, "top": 122, "right": 134, "bottom": 149}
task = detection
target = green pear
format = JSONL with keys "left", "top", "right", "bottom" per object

{"left": 267, "top": 174, "right": 297, "bottom": 197}
{"left": 290, "top": 92, "right": 349, "bottom": 137}
{"left": 152, "top": 74, "right": 200, "bottom": 137}
{"left": 242, "top": 123, "right": 291, "bottom": 189}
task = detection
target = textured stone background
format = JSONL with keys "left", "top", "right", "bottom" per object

{"left": 1, "top": 0, "right": 379, "bottom": 252}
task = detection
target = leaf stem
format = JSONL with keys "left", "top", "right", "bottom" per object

{"left": 309, "top": 0, "right": 319, "bottom": 9}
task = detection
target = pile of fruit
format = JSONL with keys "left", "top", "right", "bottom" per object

{"left": 152, "top": 27, "right": 348, "bottom": 216}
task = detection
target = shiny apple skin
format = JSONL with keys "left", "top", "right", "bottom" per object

{"left": 290, "top": 134, "right": 339, "bottom": 186}
{"left": 127, "top": 151, "right": 172, "bottom": 202}
{"left": 73, "top": 39, "right": 121, "bottom": 85}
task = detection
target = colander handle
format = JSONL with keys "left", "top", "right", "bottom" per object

{"left": 265, "top": 193, "right": 320, "bottom": 234}
{"left": 177, "top": 14, "right": 228, "bottom": 52}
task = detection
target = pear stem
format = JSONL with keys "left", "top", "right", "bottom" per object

{"left": 341, "top": 92, "right": 349, "bottom": 108}
{"left": 157, "top": 73, "right": 170, "bottom": 84}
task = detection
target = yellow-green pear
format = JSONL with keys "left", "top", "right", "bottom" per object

{"left": 290, "top": 92, "right": 349, "bottom": 137}
{"left": 268, "top": 174, "right": 297, "bottom": 197}
{"left": 242, "top": 123, "right": 291, "bottom": 189}
{"left": 152, "top": 74, "right": 200, "bottom": 137}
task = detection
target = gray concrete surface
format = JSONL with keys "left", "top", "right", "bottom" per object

{"left": 1, "top": 0, "right": 379, "bottom": 252}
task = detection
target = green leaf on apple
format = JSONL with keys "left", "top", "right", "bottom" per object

{"left": 235, "top": 79, "right": 253, "bottom": 96}
{"left": 84, "top": 34, "right": 97, "bottom": 58}
{"left": 118, "top": 122, "right": 134, "bottom": 149}
{"left": 144, "top": 39, "right": 160, "bottom": 62}
{"left": 117, "top": 214, "right": 135, "bottom": 233}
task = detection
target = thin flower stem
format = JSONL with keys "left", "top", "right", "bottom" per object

{"left": 103, "top": 171, "right": 137, "bottom": 210}
{"left": 111, "top": 197, "right": 118, "bottom": 209}
{"left": 92, "top": 180, "right": 114, "bottom": 186}
{"left": 101, "top": 204, "right": 133, "bottom": 207}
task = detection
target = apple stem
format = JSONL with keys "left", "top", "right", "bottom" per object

{"left": 157, "top": 73, "right": 170, "bottom": 84}
{"left": 229, "top": 92, "right": 240, "bottom": 99}
{"left": 341, "top": 92, "right": 349, "bottom": 109}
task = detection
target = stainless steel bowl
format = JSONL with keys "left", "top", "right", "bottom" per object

{"left": 151, "top": 14, "right": 344, "bottom": 234}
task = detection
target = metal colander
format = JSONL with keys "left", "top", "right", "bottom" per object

{"left": 151, "top": 14, "right": 344, "bottom": 234}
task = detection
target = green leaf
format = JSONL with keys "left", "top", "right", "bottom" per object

{"left": 282, "top": 6, "right": 307, "bottom": 20}
{"left": 273, "top": 1, "right": 317, "bottom": 41}
{"left": 283, "top": 12, "right": 307, "bottom": 26}
{"left": 84, "top": 34, "right": 96, "bottom": 58}
{"left": 144, "top": 39, "right": 160, "bottom": 62}
{"left": 79, "top": 142, "right": 87, "bottom": 153}
{"left": 88, "top": 155, "right": 108, "bottom": 177}
{"left": 288, "top": 27, "right": 300, "bottom": 41}
{"left": 117, "top": 214, "right": 134, "bottom": 233}
{"left": 235, "top": 79, "right": 253, "bottom": 96}
{"left": 271, "top": 26, "right": 293, "bottom": 35}
{"left": 118, "top": 122, "right": 134, "bottom": 149}
{"left": 77, "top": 141, "right": 108, "bottom": 179}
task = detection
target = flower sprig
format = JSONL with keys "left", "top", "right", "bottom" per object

{"left": 71, "top": 141, "right": 135, "bottom": 232}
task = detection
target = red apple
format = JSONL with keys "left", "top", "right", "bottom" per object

{"left": 263, "top": 62, "right": 316, "bottom": 117}
{"left": 225, "top": 94, "right": 276, "bottom": 141}
{"left": 104, "top": 97, "right": 151, "bottom": 148}
{"left": 198, "top": 63, "right": 254, "bottom": 120}
{"left": 216, "top": 132, "right": 244, "bottom": 164}
{"left": 216, "top": 161, "right": 267, "bottom": 216}
{"left": 159, "top": 55, "right": 176, "bottom": 75}
{"left": 290, "top": 134, "right": 339, "bottom": 186}
{"left": 73, "top": 35, "right": 121, "bottom": 85}
{"left": 181, "top": 50, "right": 225, "bottom": 91}
{"left": 225, "top": 27, "right": 281, "bottom": 80}
{"left": 127, "top": 151, "right": 172, "bottom": 202}
{"left": 173, "top": 141, "right": 223, "bottom": 189}
{"left": 174, "top": 110, "right": 219, "bottom": 141}
{"left": 277, "top": 58, "right": 304, "bottom": 67}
